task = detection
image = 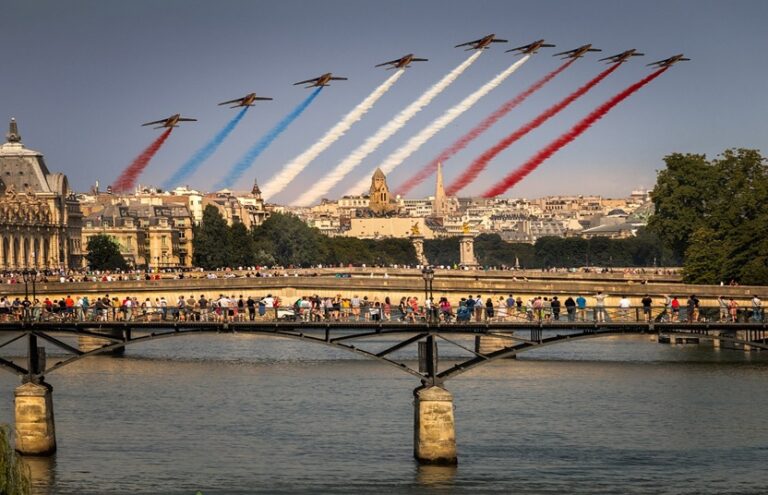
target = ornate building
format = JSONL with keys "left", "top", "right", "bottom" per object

{"left": 368, "top": 168, "right": 397, "bottom": 215}
{"left": 0, "top": 119, "right": 82, "bottom": 270}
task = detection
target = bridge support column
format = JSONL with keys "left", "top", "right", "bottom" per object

{"left": 414, "top": 386, "right": 457, "bottom": 465}
{"left": 14, "top": 381, "right": 56, "bottom": 455}
{"left": 475, "top": 334, "right": 516, "bottom": 357}
{"left": 78, "top": 328, "right": 125, "bottom": 355}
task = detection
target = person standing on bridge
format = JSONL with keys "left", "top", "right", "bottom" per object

{"left": 751, "top": 295, "right": 763, "bottom": 322}
{"left": 576, "top": 295, "right": 586, "bottom": 321}
{"left": 641, "top": 295, "right": 653, "bottom": 322}
{"left": 728, "top": 298, "right": 739, "bottom": 322}
{"left": 686, "top": 295, "right": 700, "bottom": 323}
{"left": 564, "top": 296, "right": 576, "bottom": 322}
{"left": 717, "top": 296, "right": 728, "bottom": 322}
{"left": 594, "top": 292, "right": 607, "bottom": 322}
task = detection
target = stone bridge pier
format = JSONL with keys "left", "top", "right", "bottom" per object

{"left": 14, "top": 381, "right": 57, "bottom": 455}
{"left": 413, "top": 386, "right": 457, "bottom": 465}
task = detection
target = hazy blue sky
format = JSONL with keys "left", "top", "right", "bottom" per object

{"left": 2, "top": 0, "right": 766, "bottom": 201}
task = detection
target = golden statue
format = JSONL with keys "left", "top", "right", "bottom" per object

{"left": 411, "top": 222, "right": 421, "bottom": 236}
{"left": 462, "top": 221, "right": 470, "bottom": 234}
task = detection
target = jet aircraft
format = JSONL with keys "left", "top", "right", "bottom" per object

{"left": 552, "top": 44, "right": 602, "bottom": 59}
{"left": 218, "top": 93, "right": 273, "bottom": 108}
{"left": 293, "top": 73, "right": 348, "bottom": 88}
{"left": 647, "top": 54, "right": 690, "bottom": 67}
{"left": 375, "top": 54, "right": 428, "bottom": 69}
{"left": 141, "top": 114, "right": 197, "bottom": 129}
{"left": 599, "top": 49, "right": 645, "bottom": 63}
{"left": 455, "top": 34, "right": 508, "bottom": 50}
{"left": 505, "top": 39, "right": 555, "bottom": 55}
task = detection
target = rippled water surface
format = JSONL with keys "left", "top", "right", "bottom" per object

{"left": 1, "top": 333, "right": 767, "bottom": 494}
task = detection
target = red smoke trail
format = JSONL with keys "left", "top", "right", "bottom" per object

{"left": 482, "top": 67, "right": 669, "bottom": 198}
{"left": 111, "top": 128, "right": 173, "bottom": 192}
{"left": 396, "top": 59, "right": 576, "bottom": 197}
{"left": 447, "top": 62, "right": 624, "bottom": 196}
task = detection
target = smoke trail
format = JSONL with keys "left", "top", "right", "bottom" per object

{"left": 262, "top": 70, "right": 405, "bottom": 202}
{"left": 346, "top": 54, "right": 531, "bottom": 197}
{"left": 112, "top": 128, "right": 173, "bottom": 192}
{"left": 449, "top": 61, "right": 623, "bottom": 196}
{"left": 293, "top": 51, "right": 483, "bottom": 206}
{"left": 396, "top": 58, "right": 576, "bottom": 197}
{"left": 162, "top": 107, "right": 249, "bottom": 190}
{"left": 482, "top": 67, "right": 669, "bottom": 198}
{"left": 216, "top": 87, "right": 322, "bottom": 190}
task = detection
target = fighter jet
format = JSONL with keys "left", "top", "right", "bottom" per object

{"left": 141, "top": 114, "right": 197, "bottom": 129}
{"left": 375, "top": 54, "right": 428, "bottom": 69}
{"left": 599, "top": 49, "right": 645, "bottom": 64}
{"left": 455, "top": 34, "right": 508, "bottom": 50}
{"left": 552, "top": 44, "right": 602, "bottom": 59}
{"left": 505, "top": 39, "right": 556, "bottom": 55}
{"left": 293, "top": 73, "right": 348, "bottom": 88}
{"left": 218, "top": 93, "right": 273, "bottom": 108}
{"left": 647, "top": 54, "right": 690, "bottom": 67}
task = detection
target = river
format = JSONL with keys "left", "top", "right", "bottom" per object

{"left": 1, "top": 333, "right": 767, "bottom": 494}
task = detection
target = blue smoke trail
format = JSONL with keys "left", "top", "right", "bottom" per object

{"left": 215, "top": 87, "right": 323, "bottom": 190}
{"left": 162, "top": 107, "right": 249, "bottom": 190}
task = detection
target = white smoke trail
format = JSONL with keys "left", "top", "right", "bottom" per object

{"left": 293, "top": 51, "right": 483, "bottom": 206}
{"left": 261, "top": 69, "right": 405, "bottom": 201}
{"left": 345, "top": 54, "right": 531, "bottom": 196}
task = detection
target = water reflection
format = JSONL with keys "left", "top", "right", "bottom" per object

{"left": 21, "top": 454, "right": 55, "bottom": 495}
{"left": 416, "top": 464, "right": 457, "bottom": 488}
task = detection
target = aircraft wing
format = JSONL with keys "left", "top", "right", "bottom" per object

{"left": 455, "top": 39, "right": 480, "bottom": 48}
{"left": 411, "top": 58, "right": 428, "bottom": 62}
{"left": 293, "top": 78, "right": 320, "bottom": 86}
{"left": 375, "top": 59, "right": 399, "bottom": 67}
{"left": 491, "top": 39, "right": 508, "bottom": 43}
{"left": 329, "top": 77, "right": 348, "bottom": 81}
{"left": 253, "top": 96, "right": 273, "bottom": 100}
{"left": 178, "top": 118, "right": 197, "bottom": 122}
{"left": 141, "top": 119, "right": 167, "bottom": 127}
{"left": 552, "top": 49, "right": 573, "bottom": 57}
{"left": 218, "top": 98, "right": 243, "bottom": 106}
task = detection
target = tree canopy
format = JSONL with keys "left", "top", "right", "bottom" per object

{"left": 85, "top": 234, "right": 128, "bottom": 271}
{"left": 648, "top": 148, "right": 768, "bottom": 284}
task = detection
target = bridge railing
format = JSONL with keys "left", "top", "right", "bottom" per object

{"left": 0, "top": 303, "right": 763, "bottom": 324}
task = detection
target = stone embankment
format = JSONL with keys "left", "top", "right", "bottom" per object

{"left": 0, "top": 268, "right": 763, "bottom": 306}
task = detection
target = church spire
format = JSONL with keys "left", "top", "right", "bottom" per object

{"left": 251, "top": 178, "right": 262, "bottom": 197}
{"left": 6, "top": 118, "right": 21, "bottom": 143}
{"left": 432, "top": 161, "right": 448, "bottom": 217}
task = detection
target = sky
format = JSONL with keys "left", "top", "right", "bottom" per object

{"left": 1, "top": 0, "right": 766, "bottom": 203}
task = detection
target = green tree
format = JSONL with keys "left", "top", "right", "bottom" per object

{"left": 85, "top": 234, "right": 128, "bottom": 270}
{"left": 228, "top": 222, "right": 256, "bottom": 267}
{"left": 649, "top": 148, "right": 768, "bottom": 284}
{"left": 192, "top": 205, "right": 232, "bottom": 269}
{"left": 252, "top": 213, "right": 328, "bottom": 267}
{"left": 0, "top": 424, "right": 31, "bottom": 495}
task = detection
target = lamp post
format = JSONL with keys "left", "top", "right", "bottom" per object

{"left": 21, "top": 268, "right": 39, "bottom": 321}
{"left": 421, "top": 266, "right": 435, "bottom": 323}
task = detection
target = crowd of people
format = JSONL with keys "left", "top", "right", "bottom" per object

{"left": 0, "top": 291, "right": 762, "bottom": 324}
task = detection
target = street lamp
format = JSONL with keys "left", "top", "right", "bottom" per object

{"left": 421, "top": 266, "right": 435, "bottom": 323}
{"left": 21, "top": 268, "right": 39, "bottom": 321}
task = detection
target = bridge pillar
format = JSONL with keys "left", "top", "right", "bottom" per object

{"left": 14, "top": 381, "right": 56, "bottom": 455}
{"left": 78, "top": 328, "right": 125, "bottom": 355}
{"left": 413, "top": 386, "right": 457, "bottom": 465}
{"left": 475, "top": 334, "right": 516, "bottom": 357}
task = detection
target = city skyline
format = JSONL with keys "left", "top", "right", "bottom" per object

{"left": 1, "top": 0, "right": 766, "bottom": 202}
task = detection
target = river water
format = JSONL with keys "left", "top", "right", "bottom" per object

{"left": 1, "top": 333, "right": 767, "bottom": 494}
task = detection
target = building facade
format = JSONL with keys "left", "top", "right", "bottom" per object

{"left": 0, "top": 119, "right": 82, "bottom": 270}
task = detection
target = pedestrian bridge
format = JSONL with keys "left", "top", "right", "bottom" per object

{"left": 1, "top": 319, "right": 766, "bottom": 463}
